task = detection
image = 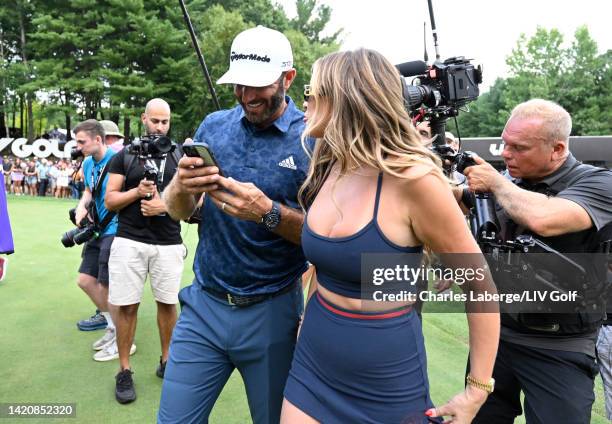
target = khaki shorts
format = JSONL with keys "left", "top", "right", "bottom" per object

{"left": 108, "top": 237, "right": 185, "bottom": 305}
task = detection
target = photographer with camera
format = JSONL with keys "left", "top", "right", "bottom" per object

{"left": 458, "top": 99, "right": 612, "bottom": 423}
{"left": 104, "top": 98, "right": 183, "bottom": 404}
{"left": 68, "top": 120, "right": 119, "bottom": 349}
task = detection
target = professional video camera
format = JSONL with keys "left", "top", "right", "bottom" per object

{"left": 395, "top": 3, "right": 482, "bottom": 176}
{"left": 127, "top": 134, "right": 174, "bottom": 159}
{"left": 399, "top": 56, "right": 482, "bottom": 116}
{"left": 399, "top": 58, "right": 482, "bottom": 172}
{"left": 60, "top": 207, "right": 98, "bottom": 248}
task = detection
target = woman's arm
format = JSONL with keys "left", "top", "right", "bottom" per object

{"left": 404, "top": 171, "right": 500, "bottom": 423}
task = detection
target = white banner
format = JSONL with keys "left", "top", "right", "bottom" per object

{"left": 0, "top": 138, "right": 77, "bottom": 159}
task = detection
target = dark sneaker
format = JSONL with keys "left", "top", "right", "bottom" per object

{"left": 77, "top": 310, "right": 107, "bottom": 331}
{"left": 115, "top": 369, "right": 136, "bottom": 404}
{"left": 156, "top": 356, "right": 167, "bottom": 379}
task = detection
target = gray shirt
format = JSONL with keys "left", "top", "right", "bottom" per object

{"left": 499, "top": 154, "right": 612, "bottom": 356}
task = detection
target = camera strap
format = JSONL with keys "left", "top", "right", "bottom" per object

{"left": 90, "top": 162, "right": 109, "bottom": 197}
{"left": 90, "top": 162, "right": 115, "bottom": 232}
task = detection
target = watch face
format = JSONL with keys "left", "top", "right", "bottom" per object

{"left": 263, "top": 203, "right": 281, "bottom": 229}
{"left": 264, "top": 212, "right": 280, "bottom": 229}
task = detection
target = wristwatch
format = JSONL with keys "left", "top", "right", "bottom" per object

{"left": 466, "top": 374, "right": 495, "bottom": 394}
{"left": 261, "top": 201, "right": 281, "bottom": 231}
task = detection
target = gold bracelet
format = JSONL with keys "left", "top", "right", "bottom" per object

{"left": 466, "top": 374, "right": 495, "bottom": 394}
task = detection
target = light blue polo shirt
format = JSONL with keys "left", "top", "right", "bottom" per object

{"left": 192, "top": 97, "right": 311, "bottom": 295}
{"left": 83, "top": 148, "right": 118, "bottom": 236}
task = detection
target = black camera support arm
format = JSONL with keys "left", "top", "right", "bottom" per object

{"left": 178, "top": 0, "right": 221, "bottom": 111}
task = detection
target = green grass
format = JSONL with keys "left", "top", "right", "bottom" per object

{"left": 0, "top": 195, "right": 608, "bottom": 423}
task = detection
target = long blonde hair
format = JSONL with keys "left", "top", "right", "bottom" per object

{"left": 299, "top": 48, "right": 443, "bottom": 210}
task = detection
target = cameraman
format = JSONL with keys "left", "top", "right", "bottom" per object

{"left": 459, "top": 99, "right": 612, "bottom": 423}
{"left": 72, "top": 120, "right": 118, "bottom": 348}
{"left": 104, "top": 98, "right": 183, "bottom": 404}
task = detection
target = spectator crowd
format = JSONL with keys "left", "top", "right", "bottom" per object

{"left": 2, "top": 155, "right": 85, "bottom": 199}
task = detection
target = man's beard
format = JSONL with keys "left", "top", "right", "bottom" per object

{"left": 240, "top": 84, "right": 285, "bottom": 126}
{"left": 145, "top": 123, "right": 168, "bottom": 136}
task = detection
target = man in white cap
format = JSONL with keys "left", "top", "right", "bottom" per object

{"left": 159, "top": 26, "right": 310, "bottom": 423}
{"left": 99, "top": 120, "right": 125, "bottom": 152}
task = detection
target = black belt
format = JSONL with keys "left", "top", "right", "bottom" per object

{"left": 202, "top": 282, "right": 296, "bottom": 307}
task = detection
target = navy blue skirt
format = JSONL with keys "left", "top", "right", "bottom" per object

{"left": 284, "top": 293, "right": 441, "bottom": 424}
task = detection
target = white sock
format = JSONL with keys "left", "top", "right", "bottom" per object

{"left": 101, "top": 312, "right": 115, "bottom": 331}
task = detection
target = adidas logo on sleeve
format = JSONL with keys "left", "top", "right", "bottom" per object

{"left": 278, "top": 155, "right": 297, "bottom": 170}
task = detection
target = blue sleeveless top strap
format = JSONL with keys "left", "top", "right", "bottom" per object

{"left": 301, "top": 172, "right": 423, "bottom": 298}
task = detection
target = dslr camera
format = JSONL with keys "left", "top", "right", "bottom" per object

{"left": 127, "top": 134, "right": 174, "bottom": 159}
{"left": 60, "top": 207, "right": 98, "bottom": 248}
{"left": 70, "top": 147, "right": 84, "bottom": 160}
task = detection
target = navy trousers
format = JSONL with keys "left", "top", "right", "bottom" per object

{"left": 471, "top": 339, "right": 598, "bottom": 424}
{"left": 158, "top": 282, "right": 303, "bottom": 424}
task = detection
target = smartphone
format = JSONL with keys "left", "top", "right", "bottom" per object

{"left": 182, "top": 142, "right": 224, "bottom": 176}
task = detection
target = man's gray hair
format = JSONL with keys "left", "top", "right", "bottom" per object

{"left": 510, "top": 99, "right": 572, "bottom": 143}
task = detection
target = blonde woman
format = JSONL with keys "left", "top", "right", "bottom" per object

{"left": 281, "top": 49, "right": 499, "bottom": 424}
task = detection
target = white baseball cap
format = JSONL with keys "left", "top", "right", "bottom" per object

{"left": 217, "top": 26, "right": 293, "bottom": 87}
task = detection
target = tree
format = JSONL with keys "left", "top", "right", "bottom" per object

{"left": 0, "top": 0, "right": 37, "bottom": 140}
{"left": 285, "top": 28, "right": 338, "bottom": 104}
{"left": 457, "top": 26, "right": 611, "bottom": 137}
{"left": 0, "top": 0, "right": 341, "bottom": 142}
{"left": 457, "top": 78, "right": 510, "bottom": 138}
{"left": 290, "top": 0, "right": 341, "bottom": 44}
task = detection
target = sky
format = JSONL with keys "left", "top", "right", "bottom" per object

{"left": 276, "top": 0, "right": 611, "bottom": 91}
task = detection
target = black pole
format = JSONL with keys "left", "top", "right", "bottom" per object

{"left": 178, "top": 0, "right": 221, "bottom": 111}
{"left": 423, "top": 22, "right": 428, "bottom": 62}
{"left": 426, "top": 0, "right": 440, "bottom": 61}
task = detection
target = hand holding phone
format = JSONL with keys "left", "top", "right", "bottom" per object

{"left": 182, "top": 142, "right": 224, "bottom": 176}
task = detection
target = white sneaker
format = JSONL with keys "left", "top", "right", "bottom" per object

{"left": 92, "top": 328, "right": 116, "bottom": 351}
{"left": 93, "top": 342, "right": 136, "bottom": 362}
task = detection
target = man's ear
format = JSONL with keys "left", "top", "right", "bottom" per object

{"left": 284, "top": 69, "right": 297, "bottom": 90}
{"left": 141, "top": 113, "right": 146, "bottom": 124}
{"left": 552, "top": 140, "right": 567, "bottom": 161}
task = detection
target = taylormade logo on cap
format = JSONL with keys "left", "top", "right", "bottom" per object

{"left": 217, "top": 25, "right": 293, "bottom": 88}
{"left": 230, "top": 52, "right": 271, "bottom": 63}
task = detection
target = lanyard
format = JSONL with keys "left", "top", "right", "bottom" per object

{"left": 91, "top": 162, "right": 108, "bottom": 196}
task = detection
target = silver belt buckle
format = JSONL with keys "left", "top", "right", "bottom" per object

{"left": 226, "top": 293, "right": 235, "bottom": 306}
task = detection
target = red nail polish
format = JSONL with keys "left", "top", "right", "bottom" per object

{"left": 425, "top": 409, "right": 433, "bottom": 417}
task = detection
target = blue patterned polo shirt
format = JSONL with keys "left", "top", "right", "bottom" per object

{"left": 192, "top": 97, "right": 311, "bottom": 295}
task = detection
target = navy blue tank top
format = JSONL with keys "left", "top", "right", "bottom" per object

{"left": 302, "top": 173, "right": 424, "bottom": 299}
